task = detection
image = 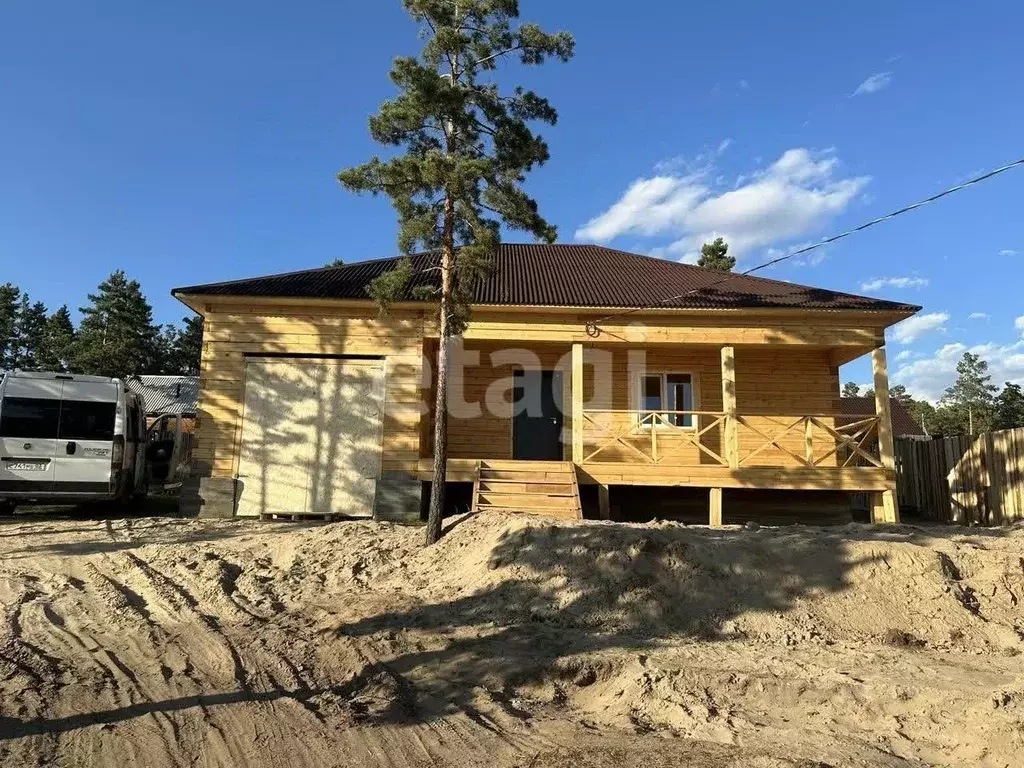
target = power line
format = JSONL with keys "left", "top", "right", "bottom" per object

{"left": 584, "top": 156, "right": 1024, "bottom": 337}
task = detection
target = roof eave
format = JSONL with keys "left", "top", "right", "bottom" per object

{"left": 172, "top": 291, "right": 919, "bottom": 324}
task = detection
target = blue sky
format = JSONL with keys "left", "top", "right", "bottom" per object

{"left": 2, "top": 1, "right": 1022, "bottom": 400}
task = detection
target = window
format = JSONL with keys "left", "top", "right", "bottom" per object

{"left": 636, "top": 373, "right": 695, "bottom": 428}
{"left": 59, "top": 400, "right": 116, "bottom": 442}
{"left": 0, "top": 397, "right": 61, "bottom": 439}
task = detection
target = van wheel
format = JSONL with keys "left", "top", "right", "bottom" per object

{"left": 0, "top": 501, "right": 16, "bottom": 517}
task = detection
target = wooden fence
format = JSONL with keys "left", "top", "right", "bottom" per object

{"left": 895, "top": 428, "right": 1024, "bottom": 524}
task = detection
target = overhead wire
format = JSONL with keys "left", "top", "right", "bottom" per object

{"left": 584, "top": 157, "right": 1024, "bottom": 337}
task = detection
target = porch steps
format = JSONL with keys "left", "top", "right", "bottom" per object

{"left": 472, "top": 460, "right": 582, "bottom": 520}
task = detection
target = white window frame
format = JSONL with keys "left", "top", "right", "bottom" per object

{"left": 634, "top": 371, "right": 698, "bottom": 430}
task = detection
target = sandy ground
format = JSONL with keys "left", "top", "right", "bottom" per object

{"left": 1, "top": 511, "right": 1023, "bottom": 768}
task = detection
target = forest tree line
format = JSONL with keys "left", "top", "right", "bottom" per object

{"left": 843, "top": 351, "right": 1024, "bottom": 436}
{"left": 0, "top": 270, "right": 201, "bottom": 380}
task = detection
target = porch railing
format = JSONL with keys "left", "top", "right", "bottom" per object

{"left": 581, "top": 410, "right": 882, "bottom": 468}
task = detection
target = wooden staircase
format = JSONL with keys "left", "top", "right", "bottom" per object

{"left": 471, "top": 460, "right": 583, "bottom": 519}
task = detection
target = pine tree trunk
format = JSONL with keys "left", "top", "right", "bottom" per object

{"left": 425, "top": 195, "right": 456, "bottom": 546}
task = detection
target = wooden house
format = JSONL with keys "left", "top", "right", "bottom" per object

{"left": 173, "top": 244, "right": 919, "bottom": 525}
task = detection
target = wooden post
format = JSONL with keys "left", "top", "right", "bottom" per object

{"left": 598, "top": 483, "right": 611, "bottom": 520}
{"left": 872, "top": 346, "right": 901, "bottom": 524}
{"left": 709, "top": 487, "right": 723, "bottom": 527}
{"left": 572, "top": 343, "right": 584, "bottom": 465}
{"left": 721, "top": 346, "right": 738, "bottom": 468}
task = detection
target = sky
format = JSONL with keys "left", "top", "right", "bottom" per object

{"left": 2, "top": 1, "right": 1022, "bottom": 401}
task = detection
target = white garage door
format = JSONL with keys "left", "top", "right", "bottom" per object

{"left": 235, "top": 358, "right": 384, "bottom": 518}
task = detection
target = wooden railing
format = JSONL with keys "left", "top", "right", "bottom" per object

{"left": 580, "top": 410, "right": 882, "bottom": 468}
{"left": 581, "top": 410, "right": 728, "bottom": 466}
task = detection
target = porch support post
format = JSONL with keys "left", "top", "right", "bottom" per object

{"left": 598, "top": 483, "right": 611, "bottom": 520}
{"left": 572, "top": 342, "right": 584, "bottom": 465}
{"left": 721, "top": 346, "right": 739, "bottom": 468}
{"left": 709, "top": 487, "right": 723, "bottom": 528}
{"left": 871, "top": 346, "right": 900, "bottom": 524}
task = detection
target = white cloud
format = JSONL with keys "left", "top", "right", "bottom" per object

{"left": 853, "top": 72, "right": 892, "bottom": 96}
{"left": 890, "top": 312, "right": 949, "bottom": 344}
{"left": 895, "top": 340, "right": 1024, "bottom": 402}
{"left": 999, "top": 249, "right": 1018, "bottom": 256}
{"left": 968, "top": 312, "right": 989, "bottom": 320}
{"left": 1016, "top": 315, "right": 1024, "bottom": 336}
{"left": 717, "top": 138, "right": 733, "bottom": 153}
{"left": 576, "top": 148, "right": 870, "bottom": 262}
{"left": 738, "top": 79, "right": 750, "bottom": 90}
{"left": 860, "top": 276, "right": 929, "bottom": 292}
{"left": 895, "top": 350, "right": 914, "bottom": 361}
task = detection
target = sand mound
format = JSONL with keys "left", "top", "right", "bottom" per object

{"left": 1, "top": 512, "right": 1022, "bottom": 767}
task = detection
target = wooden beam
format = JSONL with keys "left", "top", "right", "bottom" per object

{"left": 805, "top": 417, "right": 815, "bottom": 466}
{"left": 598, "top": 483, "right": 611, "bottom": 520}
{"left": 413, "top": 459, "right": 893, "bottom": 491}
{"left": 709, "top": 487, "right": 723, "bottom": 527}
{"left": 872, "top": 346, "right": 901, "bottom": 523}
{"left": 721, "top": 346, "right": 739, "bottom": 468}
{"left": 572, "top": 342, "right": 584, "bottom": 464}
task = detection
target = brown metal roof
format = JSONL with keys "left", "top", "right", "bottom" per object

{"left": 838, "top": 397, "right": 927, "bottom": 438}
{"left": 173, "top": 243, "right": 921, "bottom": 313}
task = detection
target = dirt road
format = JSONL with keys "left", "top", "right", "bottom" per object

{"left": 1, "top": 512, "right": 1022, "bottom": 767}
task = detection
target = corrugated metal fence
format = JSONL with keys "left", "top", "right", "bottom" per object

{"left": 896, "top": 428, "right": 1024, "bottom": 524}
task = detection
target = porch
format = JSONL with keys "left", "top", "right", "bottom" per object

{"left": 414, "top": 339, "right": 900, "bottom": 525}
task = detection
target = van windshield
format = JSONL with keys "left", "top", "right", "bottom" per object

{"left": 0, "top": 397, "right": 61, "bottom": 439}
{"left": 59, "top": 401, "right": 116, "bottom": 442}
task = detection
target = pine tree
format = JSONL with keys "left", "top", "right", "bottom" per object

{"left": 994, "top": 382, "right": 1024, "bottom": 430}
{"left": 939, "top": 352, "right": 998, "bottom": 434}
{"left": 74, "top": 270, "right": 159, "bottom": 379}
{"left": 13, "top": 296, "right": 48, "bottom": 370}
{"left": 0, "top": 283, "right": 21, "bottom": 371}
{"left": 158, "top": 316, "right": 203, "bottom": 375}
{"left": 841, "top": 381, "right": 861, "bottom": 398}
{"left": 37, "top": 305, "right": 76, "bottom": 372}
{"left": 697, "top": 237, "right": 735, "bottom": 271}
{"left": 326, "top": 258, "right": 346, "bottom": 268}
{"left": 888, "top": 384, "right": 914, "bottom": 410}
{"left": 174, "top": 315, "right": 203, "bottom": 375}
{"left": 338, "top": 1, "right": 574, "bottom": 545}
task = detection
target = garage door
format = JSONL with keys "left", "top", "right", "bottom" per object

{"left": 235, "top": 358, "right": 384, "bottom": 518}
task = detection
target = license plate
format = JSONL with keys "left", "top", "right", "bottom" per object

{"left": 7, "top": 461, "right": 48, "bottom": 472}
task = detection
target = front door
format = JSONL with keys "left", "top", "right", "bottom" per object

{"left": 512, "top": 370, "right": 564, "bottom": 460}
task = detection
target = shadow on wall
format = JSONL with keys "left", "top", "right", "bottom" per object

{"left": 226, "top": 315, "right": 385, "bottom": 519}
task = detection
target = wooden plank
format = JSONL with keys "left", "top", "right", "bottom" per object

{"left": 572, "top": 343, "right": 584, "bottom": 464}
{"left": 721, "top": 346, "right": 738, "bottom": 468}
{"left": 709, "top": 487, "right": 723, "bottom": 527}
{"left": 805, "top": 417, "right": 815, "bottom": 466}
{"left": 598, "top": 483, "right": 611, "bottom": 520}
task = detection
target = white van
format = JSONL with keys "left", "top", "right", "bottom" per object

{"left": 0, "top": 372, "right": 148, "bottom": 514}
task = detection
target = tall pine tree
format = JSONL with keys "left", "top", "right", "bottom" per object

{"left": 697, "top": 237, "right": 735, "bottom": 271}
{"left": 74, "top": 271, "right": 159, "bottom": 379}
{"left": 940, "top": 352, "right": 998, "bottom": 434}
{"left": 13, "top": 296, "right": 48, "bottom": 370}
{"left": 37, "top": 305, "right": 76, "bottom": 372}
{"left": 0, "top": 283, "right": 21, "bottom": 371}
{"left": 173, "top": 315, "right": 203, "bottom": 375}
{"left": 994, "top": 382, "right": 1024, "bottom": 430}
{"left": 841, "top": 382, "right": 861, "bottom": 397}
{"left": 338, "top": 0, "right": 574, "bottom": 544}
